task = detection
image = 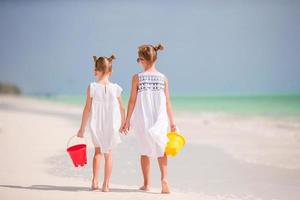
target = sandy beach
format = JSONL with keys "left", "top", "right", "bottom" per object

{"left": 0, "top": 94, "right": 300, "bottom": 200}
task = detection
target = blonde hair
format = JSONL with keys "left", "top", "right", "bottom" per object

{"left": 93, "top": 54, "right": 116, "bottom": 73}
{"left": 138, "top": 43, "right": 164, "bottom": 63}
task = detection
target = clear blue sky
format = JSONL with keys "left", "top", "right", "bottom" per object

{"left": 0, "top": 0, "right": 299, "bottom": 95}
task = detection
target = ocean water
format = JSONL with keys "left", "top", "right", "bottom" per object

{"left": 34, "top": 94, "right": 300, "bottom": 116}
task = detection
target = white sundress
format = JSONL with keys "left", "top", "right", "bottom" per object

{"left": 89, "top": 82, "right": 122, "bottom": 153}
{"left": 130, "top": 71, "right": 169, "bottom": 158}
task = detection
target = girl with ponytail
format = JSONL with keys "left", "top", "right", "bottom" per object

{"left": 122, "top": 43, "right": 176, "bottom": 194}
{"left": 77, "top": 54, "right": 125, "bottom": 192}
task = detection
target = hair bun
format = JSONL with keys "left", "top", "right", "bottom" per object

{"left": 154, "top": 43, "right": 164, "bottom": 51}
{"left": 93, "top": 55, "right": 98, "bottom": 63}
{"left": 108, "top": 53, "right": 116, "bottom": 61}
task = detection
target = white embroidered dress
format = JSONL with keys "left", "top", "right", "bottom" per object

{"left": 131, "top": 71, "right": 169, "bottom": 158}
{"left": 89, "top": 82, "right": 122, "bottom": 153}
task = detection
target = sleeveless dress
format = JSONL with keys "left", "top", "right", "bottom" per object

{"left": 88, "top": 82, "right": 122, "bottom": 153}
{"left": 130, "top": 71, "right": 169, "bottom": 158}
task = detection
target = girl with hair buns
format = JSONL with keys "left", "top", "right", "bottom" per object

{"left": 121, "top": 43, "right": 177, "bottom": 194}
{"left": 77, "top": 54, "right": 125, "bottom": 192}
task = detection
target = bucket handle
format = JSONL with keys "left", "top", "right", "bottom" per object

{"left": 67, "top": 135, "right": 87, "bottom": 149}
{"left": 170, "top": 127, "right": 181, "bottom": 135}
{"left": 170, "top": 127, "right": 186, "bottom": 145}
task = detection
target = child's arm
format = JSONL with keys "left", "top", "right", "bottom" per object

{"left": 122, "top": 74, "right": 139, "bottom": 134}
{"left": 117, "top": 96, "right": 126, "bottom": 133}
{"left": 77, "top": 85, "right": 92, "bottom": 137}
{"left": 164, "top": 78, "right": 177, "bottom": 132}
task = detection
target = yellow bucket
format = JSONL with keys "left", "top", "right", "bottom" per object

{"left": 165, "top": 131, "right": 186, "bottom": 157}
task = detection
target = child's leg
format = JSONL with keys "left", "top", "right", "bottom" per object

{"left": 92, "top": 147, "right": 101, "bottom": 190}
{"left": 139, "top": 155, "right": 150, "bottom": 190}
{"left": 102, "top": 150, "right": 112, "bottom": 192}
{"left": 157, "top": 154, "right": 170, "bottom": 194}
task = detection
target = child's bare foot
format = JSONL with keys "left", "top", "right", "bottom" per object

{"left": 102, "top": 183, "right": 109, "bottom": 192}
{"left": 161, "top": 179, "right": 170, "bottom": 194}
{"left": 91, "top": 180, "right": 99, "bottom": 191}
{"left": 139, "top": 185, "right": 150, "bottom": 191}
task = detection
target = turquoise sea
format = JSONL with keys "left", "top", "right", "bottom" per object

{"left": 33, "top": 94, "right": 300, "bottom": 117}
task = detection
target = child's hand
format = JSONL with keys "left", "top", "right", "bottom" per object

{"left": 119, "top": 122, "right": 125, "bottom": 134}
{"left": 121, "top": 120, "right": 130, "bottom": 135}
{"left": 77, "top": 129, "right": 84, "bottom": 138}
{"left": 170, "top": 124, "right": 177, "bottom": 132}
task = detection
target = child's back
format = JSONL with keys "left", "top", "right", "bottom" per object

{"left": 89, "top": 82, "right": 122, "bottom": 153}
{"left": 131, "top": 70, "right": 169, "bottom": 158}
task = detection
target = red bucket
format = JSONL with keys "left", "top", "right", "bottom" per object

{"left": 66, "top": 135, "right": 87, "bottom": 167}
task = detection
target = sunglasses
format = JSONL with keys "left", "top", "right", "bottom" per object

{"left": 137, "top": 57, "right": 145, "bottom": 63}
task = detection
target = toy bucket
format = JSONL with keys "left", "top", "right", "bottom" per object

{"left": 165, "top": 131, "right": 186, "bottom": 157}
{"left": 66, "top": 135, "right": 87, "bottom": 167}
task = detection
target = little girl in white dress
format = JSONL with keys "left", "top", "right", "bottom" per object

{"left": 77, "top": 54, "right": 125, "bottom": 192}
{"left": 122, "top": 44, "right": 177, "bottom": 194}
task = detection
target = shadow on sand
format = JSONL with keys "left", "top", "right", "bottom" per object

{"left": 0, "top": 184, "right": 160, "bottom": 194}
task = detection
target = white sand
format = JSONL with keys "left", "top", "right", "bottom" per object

{"left": 177, "top": 112, "right": 300, "bottom": 169}
{"left": 0, "top": 95, "right": 300, "bottom": 200}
